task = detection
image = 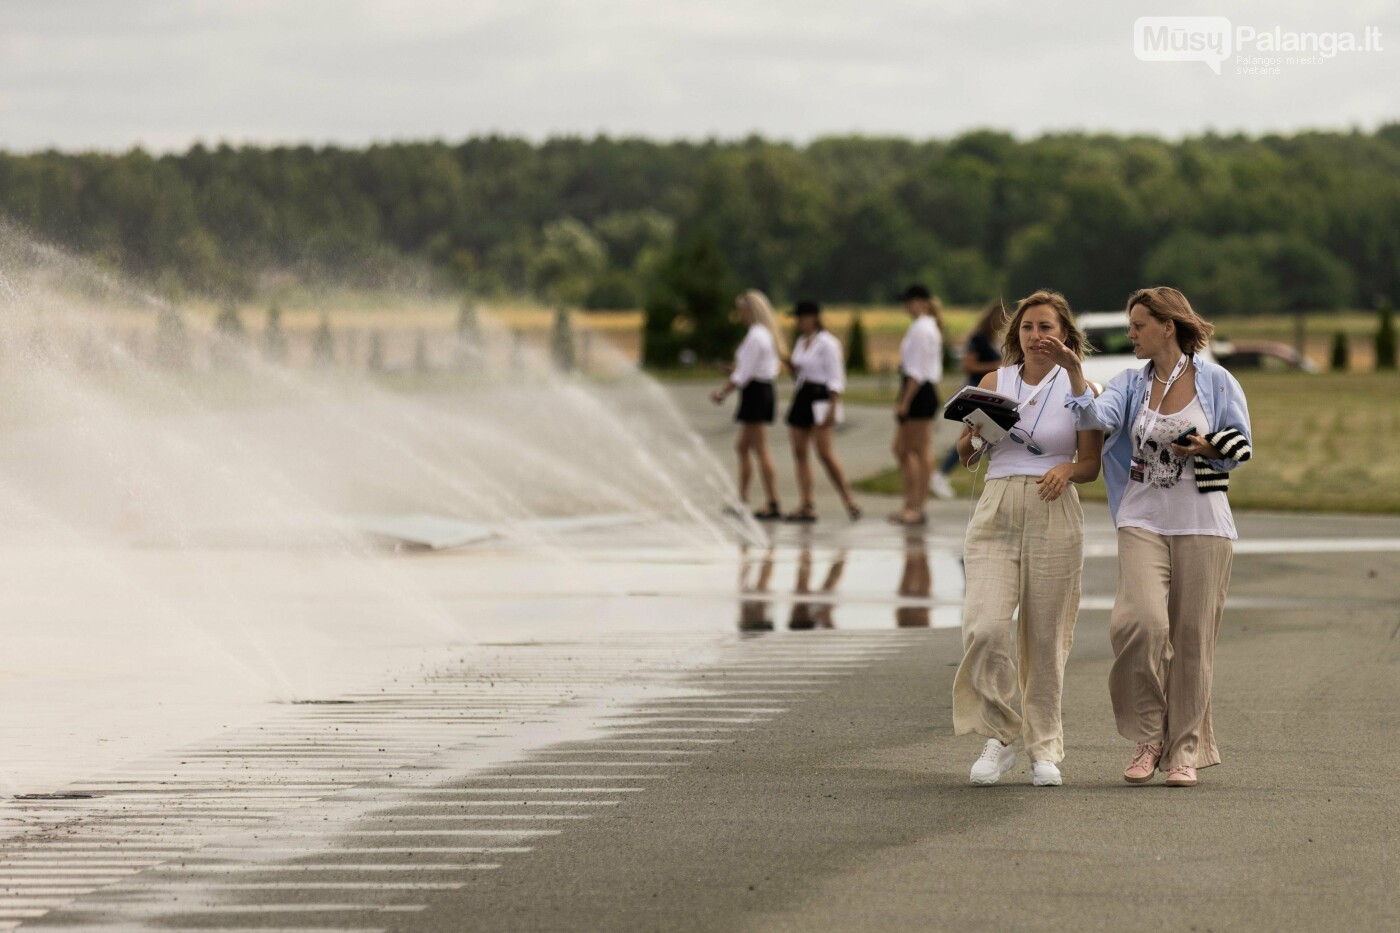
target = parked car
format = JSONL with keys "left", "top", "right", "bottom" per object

{"left": 1213, "top": 340, "right": 1319, "bottom": 373}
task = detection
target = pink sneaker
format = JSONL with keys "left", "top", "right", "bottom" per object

{"left": 1164, "top": 766, "right": 1198, "bottom": 787}
{"left": 1123, "top": 742, "right": 1162, "bottom": 784}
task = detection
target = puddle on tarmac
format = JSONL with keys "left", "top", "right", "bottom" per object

{"left": 736, "top": 536, "right": 965, "bottom": 632}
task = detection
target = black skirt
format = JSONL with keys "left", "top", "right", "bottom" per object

{"left": 898, "top": 375, "right": 939, "bottom": 423}
{"left": 735, "top": 380, "right": 776, "bottom": 424}
{"left": 785, "top": 381, "right": 832, "bottom": 428}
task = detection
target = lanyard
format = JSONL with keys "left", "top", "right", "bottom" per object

{"left": 1016, "top": 365, "right": 1059, "bottom": 439}
{"left": 1019, "top": 361, "right": 1058, "bottom": 409}
{"left": 1136, "top": 355, "right": 1190, "bottom": 452}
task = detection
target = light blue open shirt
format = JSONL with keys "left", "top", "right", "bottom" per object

{"left": 1064, "top": 355, "right": 1253, "bottom": 522}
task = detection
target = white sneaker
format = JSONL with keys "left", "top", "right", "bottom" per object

{"left": 969, "top": 739, "right": 1016, "bottom": 785}
{"left": 1031, "top": 760, "right": 1063, "bottom": 786}
{"left": 930, "top": 472, "right": 956, "bottom": 500}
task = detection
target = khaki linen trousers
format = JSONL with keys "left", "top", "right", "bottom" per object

{"left": 953, "top": 476, "right": 1084, "bottom": 763}
{"left": 1110, "top": 527, "right": 1233, "bottom": 769}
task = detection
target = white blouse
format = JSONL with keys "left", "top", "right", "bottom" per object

{"left": 730, "top": 324, "right": 780, "bottom": 386}
{"left": 899, "top": 315, "right": 943, "bottom": 384}
{"left": 789, "top": 330, "right": 846, "bottom": 393}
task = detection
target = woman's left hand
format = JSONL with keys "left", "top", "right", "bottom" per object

{"left": 1035, "top": 463, "right": 1075, "bottom": 502}
{"left": 1170, "top": 433, "right": 1220, "bottom": 459}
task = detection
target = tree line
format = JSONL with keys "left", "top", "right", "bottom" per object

{"left": 1, "top": 127, "right": 1396, "bottom": 343}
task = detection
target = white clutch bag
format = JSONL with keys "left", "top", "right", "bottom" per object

{"left": 812, "top": 400, "right": 844, "bottom": 425}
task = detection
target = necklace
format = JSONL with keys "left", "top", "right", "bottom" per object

{"left": 1137, "top": 355, "right": 1190, "bottom": 453}
{"left": 1153, "top": 357, "right": 1186, "bottom": 385}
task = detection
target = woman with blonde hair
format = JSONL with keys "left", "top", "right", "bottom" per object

{"left": 889, "top": 284, "right": 944, "bottom": 526}
{"left": 712, "top": 290, "right": 786, "bottom": 519}
{"left": 1041, "top": 286, "right": 1253, "bottom": 788}
{"left": 952, "top": 290, "right": 1102, "bottom": 787}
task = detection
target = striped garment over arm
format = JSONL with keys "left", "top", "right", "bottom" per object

{"left": 1194, "top": 427, "right": 1253, "bottom": 494}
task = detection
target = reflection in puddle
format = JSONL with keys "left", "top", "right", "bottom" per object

{"left": 789, "top": 548, "right": 846, "bottom": 630}
{"left": 739, "top": 546, "right": 776, "bottom": 632}
{"left": 738, "top": 534, "right": 965, "bottom": 630}
{"left": 896, "top": 538, "right": 931, "bottom": 628}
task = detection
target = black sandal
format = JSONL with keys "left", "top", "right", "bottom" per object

{"left": 784, "top": 507, "right": 818, "bottom": 523}
{"left": 753, "top": 502, "right": 783, "bottom": 521}
{"left": 846, "top": 502, "right": 863, "bottom": 522}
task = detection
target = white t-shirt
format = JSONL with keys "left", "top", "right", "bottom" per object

{"left": 730, "top": 324, "right": 780, "bottom": 386}
{"left": 1116, "top": 395, "right": 1237, "bottom": 539}
{"left": 985, "top": 365, "right": 1078, "bottom": 480}
{"left": 899, "top": 315, "right": 942, "bottom": 384}
{"left": 790, "top": 330, "right": 846, "bottom": 393}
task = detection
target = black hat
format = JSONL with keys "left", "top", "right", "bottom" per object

{"left": 900, "top": 283, "right": 932, "bottom": 302}
{"left": 789, "top": 299, "right": 822, "bottom": 317}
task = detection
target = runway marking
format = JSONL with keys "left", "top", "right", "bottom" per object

{"left": 541, "top": 749, "right": 708, "bottom": 755}
{"left": 352, "top": 814, "right": 592, "bottom": 821}
{"left": 80, "top": 903, "right": 431, "bottom": 913}
{"left": 485, "top": 761, "right": 686, "bottom": 766}
{"left": 145, "top": 882, "right": 467, "bottom": 890}
{"left": 267, "top": 830, "right": 561, "bottom": 837}
{"left": 188, "top": 847, "right": 533, "bottom": 854}
{"left": 450, "top": 774, "right": 665, "bottom": 779}
{"left": 1, "top": 632, "right": 903, "bottom": 928}
{"left": 0, "top": 860, "right": 166, "bottom": 868}
{"left": 341, "top": 787, "right": 643, "bottom": 794}
{"left": 585, "top": 738, "right": 734, "bottom": 744}
{"left": 377, "top": 801, "right": 619, "bottom": 807}
{"left": 152, "top": 864, "right": 499, "bottom": 872}
{"left": 0, "top": 880, "right": 121, "bottom": 887}
{"left": 0, "top": 868, "right": 141, "bottom": 875}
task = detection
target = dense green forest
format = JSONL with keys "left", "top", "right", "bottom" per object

{"left": 1, "top": 128, "right": 1397, "bottom": 327}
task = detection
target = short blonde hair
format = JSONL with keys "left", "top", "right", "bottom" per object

{"left": 1126, "top": 286, "right": 1214, "bottom": 353}
{"left": 1002, "top": 290, "right": 1085, "bottom": 366}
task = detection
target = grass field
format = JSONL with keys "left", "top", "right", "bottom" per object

{"left": 851, "top": 371, "right": 1400, "bottom": 514}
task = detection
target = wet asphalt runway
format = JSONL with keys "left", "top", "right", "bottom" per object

{"left": 3, "top": 395, "right": 1398, "bottom": 932}
{"left": 2, "top": 504, "right": 1397, "bottom": 932}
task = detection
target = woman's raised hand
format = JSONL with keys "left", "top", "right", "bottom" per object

{"left": 1034, "top": 335, "right": 1079, "bottom": 370}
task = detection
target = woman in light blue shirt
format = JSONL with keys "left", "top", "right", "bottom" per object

{"left": 1040, "top": 286, "right": 1253, "bottom": 789}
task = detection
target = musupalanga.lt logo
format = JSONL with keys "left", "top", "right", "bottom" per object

{"left": 1134, "top": 16, "right": 1383, "bottom": 74}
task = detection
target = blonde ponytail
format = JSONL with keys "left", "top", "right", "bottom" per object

{"left": 741, "top": 289, "right": 787, "bottom": 359}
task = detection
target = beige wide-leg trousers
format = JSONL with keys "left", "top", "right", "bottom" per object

{"left": 1109, "top": 527, "right": 1234, "bottom": 769}
{"left": 953, "top": 476, "right": 1083, "bottom": 763}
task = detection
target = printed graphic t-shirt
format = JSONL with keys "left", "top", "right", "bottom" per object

{"left": 1115, "top": 395, "right": 1237, "bottom": 539}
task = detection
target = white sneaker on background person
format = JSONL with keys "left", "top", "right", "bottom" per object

{"left": 969, "top": 738, "right": 1016, "bottom": 785}
{"left": 930, "top": 472, "right": 956, "bottom": 500}
{"left": 1031, "top": 760, "right": 1063, "bottom": 786}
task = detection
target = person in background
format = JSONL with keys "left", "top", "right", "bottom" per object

{"left": 711, "top": 290, "right": 786, "bottom": 520}
{"left": 931, "top": 299, "right": 1006, "bottom": 500}
{"left": 889, "top": 284, "right": 944, "bottom": 526}
{"left": 1041, "top": 286, "right": 1253, "bottom": 789}
{"left": 784, "top": 300, "right": 861, "bottom": 522}
{"left": 951, "top": 290, "right": 1102, "bottom": 787}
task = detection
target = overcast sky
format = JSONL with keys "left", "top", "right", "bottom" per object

{"left": 1, "top": 0, "right": 1396, "bottom": 152}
